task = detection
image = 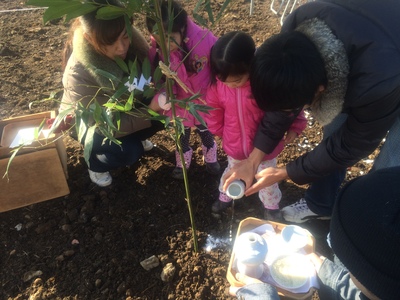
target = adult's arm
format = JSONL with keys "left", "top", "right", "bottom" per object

{"left": 253, "top": 109, "right": 301, "bottom": 155}
{"left": 287, "top": 87, "right": 400, "bottom": 184}
{"left": 229, "top": 273, "right": 280, "bottom": 300}
{"left": 317, "top": 258, "right": 364, "bottom": 300}
{"left": 236, "top": 283, "right": 280, "bottom": 300}
{"left": 222, "top": 109, "right": 300, "bottom": 192}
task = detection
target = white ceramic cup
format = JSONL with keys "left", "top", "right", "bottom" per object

{"left": 226, "top": 180, "right": 245, "bottom": 199}
{"left": 280, "top": 225, "right": 309, "bottom": 252}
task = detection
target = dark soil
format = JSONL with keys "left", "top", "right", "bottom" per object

{"left": 0, "top": 1, "right": 376, "bottom": 299}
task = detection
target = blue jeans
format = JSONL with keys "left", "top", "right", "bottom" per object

{"left": 88, "top": 121, "right": 163, "bottom": 172}
{"left": 306, "top": 114, "right": 400, "bottom": 216}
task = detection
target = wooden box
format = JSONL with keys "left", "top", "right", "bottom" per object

{"left": 227, "top": 217, "right": 317, "bottom": 300}
{"left": 0, "top": 111, "right": 69, "bottom": 212}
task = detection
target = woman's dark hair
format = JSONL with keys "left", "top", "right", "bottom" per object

{"left": 210, "top": 31, "right": 255, "bottom": 83}
{"left": 145, "top": 0, "right": 191, "bottom": 71}
{"left": 250, "top": 31, "right": 327, "bottom": 111}
{"left": 62, "top": 0, "right": 130, "bottom": 70}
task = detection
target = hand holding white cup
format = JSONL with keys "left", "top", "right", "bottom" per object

{"left": 226, "top": 179, "right": 246, "bottom": 199}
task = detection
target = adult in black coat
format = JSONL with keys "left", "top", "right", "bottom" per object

{"left": 222, "top": 0, "right": 400, "bottom": 223}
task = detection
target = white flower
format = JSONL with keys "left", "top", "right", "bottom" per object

{"left": 124, "top": 74, "right": 152, "bottom": 92}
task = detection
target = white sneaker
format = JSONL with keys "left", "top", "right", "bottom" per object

{"left": 141, "top": 140, "right": 154, "bottom": 152}
{"left": 281, "top": 198, "right": 330, "bottom": 223}
{"left": 88, "top": 170, "right": 112, "bottom": 187}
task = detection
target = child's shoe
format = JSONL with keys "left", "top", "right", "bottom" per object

{"left": 88, "top": 169, "right": 112, "bottom": 187}
{"left": 172, "top": 148, "right": 193, "bottom": 180}
{"left": 211, "top": 200, "right": 232, "bottom": 213}
{"left": 264, "top": 208, "right": 283, "bottom": 222}
{"left": 202, "top": 142, "right": 221, "bottom": 174}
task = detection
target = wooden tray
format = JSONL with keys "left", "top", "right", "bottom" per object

{"left": 227, "top": 217, "right": 317, "bottom": 300}
{"left": 0, "top": 119, "right": 54, "bottom": 147}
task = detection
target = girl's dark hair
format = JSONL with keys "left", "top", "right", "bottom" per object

{"left": 250, "top": 31, "right": 327, "bottom": 111}
{"left": 62, "top": 0, "right": 130, "bottom": 70}
{"left": 210, "top": 31, "right": 255, "bottom": 83}
{"left": 146, "top": 0, "right": 188, "bottom": 37}
{"left": 145, "top": 0, "right": 191, "bottom": 71}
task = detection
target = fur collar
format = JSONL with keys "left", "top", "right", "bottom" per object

{"left": 296, "top": 19, "right": 349, "bottom": 126}
{"left": 73, "top": 28, "right": 124, "bottom": 89}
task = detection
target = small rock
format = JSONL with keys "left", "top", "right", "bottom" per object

{"left": 67, "top": 209, "right": 79, "bottom": 222}
{"left": 25, "top": 221, "right": 34, "bottom": 229}
{"left": 61, "top": 224, "right": 72, "bottom": 232}
{"left": 117, "top": 282, "right": 126, "bottom": 294}
{"left": 140, "top": 255, "right": 159, "bottom": 271}
{"left": 94, "top": 232, "right": 103, "bottom": 241}
{"left": 160, "top": 263, "right": 176, "bottom": 282}
{"left": 22, "top": 270, "right": 42, "bottom": 282}
{"left": 35, "top": 220, "right": 55, "bottom": 234}
{"left": 55, "top": 255, "right": 64, "bottom": 262}
{"left": 33, "top": 277, "right": 43, "bottom": 286}
{"left": 95, "top": 279, "right": 102, "bottom": 288}
{"left": 63, "top": 250, "right": 75, "bottom": 257}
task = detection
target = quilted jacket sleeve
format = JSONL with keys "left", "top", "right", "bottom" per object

{"left": 205, "top": 83, "right": 224, "bottom": 137}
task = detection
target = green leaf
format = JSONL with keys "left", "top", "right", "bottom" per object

{"left": 93, "top": 101, "right": 103, "bottom": 124}
{"left": 153, "top": 66, "right": 163, "bottom": 84}
{"left": 97, "top": 126, "right": 121, "bottom": 145}
{"left": 130, "top": 58, "right": 138, "bottom": 82}
{"left": 42, "top": 2, "right": 95, "bottom": 24}
{"left": 101, "top": 109, "right": 118, "bottom": 132}
{"left": 93, "top": 68, "right": 121, "bottom": 85}
{"left": 143, "top": 88, "right": 154, "bottom": 99}
{"left": 175, "top": 119, "right": 186, "bottom": 136}
{"left": 124, "top": 15, "right": 133, "bottom": 43}
{"left": 27, "top": 0, "right": 71, "bottom": 7}
{"left": 188, "top": 103, "right": 207, "bottom": 127}
{"left": 127, "top": 0, "right": 142, "bottom": 12}
{"left": 142, "top": 58, "right": 151, "bottom": 80}
{"left": 115, "top": 57, "right": 129, "bottom": 74}
{"left": 192, "top": 103, "right": 214, "bottom": 113}
{"left": 125, "top": 93, "right": 134, "bottom": 111}
{"left": 204, "top": 1, "right": 214, "bottom": 24}
{"left": 83, "top": 125, "right": 96, "bottom": 167}
{"left": 215, "top": 0, "right": 232, "bottom": 22}
{"left": 192, "top": 13, "right": 208, "bottom": 28}
{"left": 48, "top": 107, "right": 74, "bottom": 135}
{"left": 65, "top": 4, "right": 98, "bottom": 23}
{"left": 109, "top": 85, "right": 128, "bottom": 104}
{"left": 114, "top": 111, "right": 121, "bottom": 130}
{"left": 96, "top": 6, "right": 126, "bottom": 20}
{"left": 2, "top": 147, "right": 21, "bottom": 180}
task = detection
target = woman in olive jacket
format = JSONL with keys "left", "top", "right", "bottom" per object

{"left": 60, "top": 2, "right": 165, "bottom": 187}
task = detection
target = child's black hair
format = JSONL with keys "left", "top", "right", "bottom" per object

{"left": 250, "top": 31, "right": 327, "bottom": 111}
{"left": 145, "top": 0, "right": 192, "bottom": 72}
{"left": 210, "top": 31, "right": 256, "bottom": 84}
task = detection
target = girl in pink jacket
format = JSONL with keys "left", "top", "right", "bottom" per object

{"left": 146, "top": 0, "right": 220, "bottom": 179}
{"left": 206, "top": 31, "right": 307, "bottom": 220}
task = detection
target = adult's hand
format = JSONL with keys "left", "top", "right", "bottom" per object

{"left": 247, "top": 166, "right": 289, "bottom": 195}
{"left": 229, "top": 273, "right": 263, "bottom": 296}
{"left": 307, "top": 253, "right": 326, "bottom": 273}
{"left": 222, "top": 148, "right": 265, "bottom": 193}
